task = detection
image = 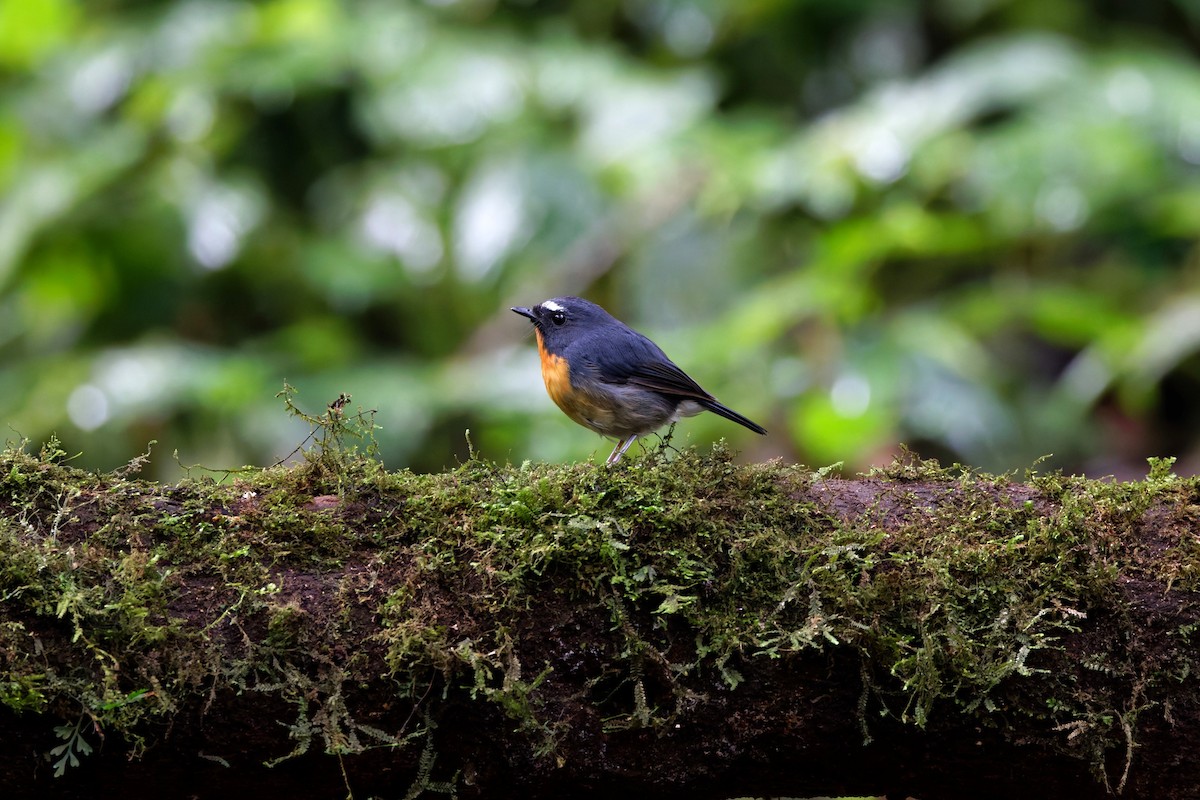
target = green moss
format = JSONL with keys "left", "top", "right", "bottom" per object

{"left": 0, "top": 432, "right": 1197, "bottom": 789}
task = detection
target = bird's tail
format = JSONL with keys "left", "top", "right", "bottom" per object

{"left": 698, "top": 399, "right": 767, "bottom": 435}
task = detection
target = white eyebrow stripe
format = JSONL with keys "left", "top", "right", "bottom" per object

{"left": 541, "top": 300, "right": 565, "bottom": 312}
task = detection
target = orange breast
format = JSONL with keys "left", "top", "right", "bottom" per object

{"left": 536, "top": 329, "right": 612, "bottom": 434}
{"left": 537, "top": 330, "right": 573, "bottom": 408}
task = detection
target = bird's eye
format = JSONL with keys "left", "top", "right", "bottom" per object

{"left": 550, "top": 311, "right": 567, "bottom": 326}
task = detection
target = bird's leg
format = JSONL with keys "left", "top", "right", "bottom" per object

{"left": 606, "top": 435, "right": 638, "bottom": 466}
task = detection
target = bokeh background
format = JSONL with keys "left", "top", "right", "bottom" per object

{"left": 4, "top": 0, "right": 1200, "bottom": 478}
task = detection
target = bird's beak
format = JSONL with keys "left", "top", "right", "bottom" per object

{"left": 511, "top": 306, "right": 536, "bottom": 321}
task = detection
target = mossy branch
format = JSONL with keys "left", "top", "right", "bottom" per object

{"left": 1, "top": 440, "right": 1198, "bottom": 800}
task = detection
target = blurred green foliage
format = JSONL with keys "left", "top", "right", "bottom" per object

{"left": 3, "top": 0, "right": 1200, "bottom": 477}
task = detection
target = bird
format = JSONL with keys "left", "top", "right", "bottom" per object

{"left": 511, "top": 296, "right": 766, "bottom": 465}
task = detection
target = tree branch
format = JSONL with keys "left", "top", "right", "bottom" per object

{"left": 1, "top": 444, "right": 1197, "bottom": 799}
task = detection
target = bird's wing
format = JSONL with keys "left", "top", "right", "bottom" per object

{"left": 624, "top": 359, "right": 714, "bottom": 400}
{"left": 579, "top": 329, "right": 714, "bottom": 400}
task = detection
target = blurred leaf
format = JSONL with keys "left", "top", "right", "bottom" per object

{"left": 0, "top": 0, "right": 77, "bottom": 69}
{"left": 790, "top": 387, "right": 894, "bottom": 466}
